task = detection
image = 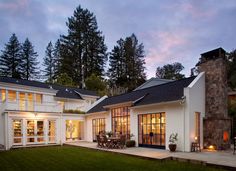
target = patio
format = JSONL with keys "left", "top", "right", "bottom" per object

{"left": 65, "top": 141, "right": 236, "bottom": 170}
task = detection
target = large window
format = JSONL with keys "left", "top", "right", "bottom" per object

{"left": 1, "top": 89, "right": 6, "bottom": 102}
{"left": 36, "top": 94, "right": 42, "bottom": 104}
{"left": 19, "top": 93, "right": 26, "bottom": 110}
{"left": 12, "top": 119, "right": 23, "bottom": 145}
{"left": 111, "top": 107, "right": 130, "bottom": 138}
{"left": 28, "top": 93, "right": 34, "bottom": 111}
{"left": 138, "top": 113, "right": 166, "bottom": 148}
{"left": 66, "top": 120, "right": 84, "bottom": 141}
{"left": 8, "top": 90, "right": 16, "bottom": 102}
{"left": 92, "top": 118, "right": 105, "bottom": 142}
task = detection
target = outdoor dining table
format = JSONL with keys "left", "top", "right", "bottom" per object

{"left": 108, "top": 137, "right": 120, "bottom": 148}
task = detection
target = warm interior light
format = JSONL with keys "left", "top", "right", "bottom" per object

{"left": 194, "top": 136, "right": 198, "bottom": 141}
{"left": 208, "top": 145, "right": 215, "bottom": 150}
{"left": 223, "top": 131, "right": 229, "bottom": 142}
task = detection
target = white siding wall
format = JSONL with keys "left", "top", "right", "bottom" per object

{"left": 85, "top": 112, "right": 109, "bottom": 142}
{"left": 184, "top": 72, "right": 205, "bottom": 151}
{"left": 0, "top": 113, "right": 5, "bottom": 146}
{"left": 132, "top": 103, "right": 184, "bottom": 151}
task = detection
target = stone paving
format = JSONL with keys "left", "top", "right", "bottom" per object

{"left": 65, "top": 141, "right": 236, "bottom": 169}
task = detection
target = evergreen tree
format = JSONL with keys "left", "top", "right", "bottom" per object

{"left": 43, "top": 42, "right": 54, "bottom": 83}
{"left": 227, "top": 49, "right": 236, "bottom": 89}
{"left": 53, "top": 39, "right": 62, "bottom": 80}
{"left": 59, "top": 5, "right": 107, "bottom": 87}
{"left": 108, "top": 34, "right": 146, "bottom": 92}
{"left": 20, "top": 38, "right": 39, "bottom": 80}
{"left": 0, "top": 33, "right": 22, "bottom": 78}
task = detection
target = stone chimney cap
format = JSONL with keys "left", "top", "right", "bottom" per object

{"left": 196, "top": 47, "right": 226, "bottom": 66}
{"left": 201, "top": 47, "right": 226, "bottom": 59}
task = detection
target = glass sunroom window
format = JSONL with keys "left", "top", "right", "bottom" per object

{"left": 1, "top": 89, "right": 6, "bottom": 102}
{"left": 36, "top": 94, "right": 42, "bottom": 104}
{"left": 111, "top": 107, "right": 130, "bottom": 139}
{"left": 8, "top": 90, "right": 16, "bottom": 102}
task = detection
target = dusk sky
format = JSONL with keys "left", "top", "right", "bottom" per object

{"left": 0, "top": 0, "right": 236, "bottom": 79}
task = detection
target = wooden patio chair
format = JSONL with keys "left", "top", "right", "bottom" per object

{"left": 103, "top": 135, "right": 112, "bottom": 149}
{"left": 96, "top": 135, "right": 103, "bottom": 148}
{"left": 117, "top": 135, "right": 126, "bottom": 149}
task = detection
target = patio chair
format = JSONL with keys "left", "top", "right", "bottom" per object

{"left": 96, "top": 135, "right": 103, "bottom": 148}
{"left": 103, "top": 135, "right": 112, "bottom": 149}
{"left": 117, "top": 135, "right": 126, "bottom": 149}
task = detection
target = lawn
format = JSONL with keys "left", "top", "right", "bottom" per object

{"left": 0, "top": 146, "right": 224, "bottom": 171}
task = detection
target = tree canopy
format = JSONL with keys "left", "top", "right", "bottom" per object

{"left": 156, "top": 62, "right": 185, "bottom": 80}
{"left": 58, "top": 5, "right": 107, "bottom": 87}
{"left": 0, "top": 34, "right": 22, "bottom": 78}
{"left": 108, "top": 34, "right": 146, "bottom": 92}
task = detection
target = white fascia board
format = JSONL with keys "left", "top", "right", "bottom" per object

{"left": 0, "top": 82, "right": 57, "bottom": 95}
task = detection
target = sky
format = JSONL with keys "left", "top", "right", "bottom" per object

{"left": 0, "top": 0, "right": 236, "bottom": 79}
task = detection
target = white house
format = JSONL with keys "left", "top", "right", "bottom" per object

{"left": 0, "top": 73, "right": 205, "bottom": 152}
{"left": 86, "top": 73, "right": 205, "bottom": 152}
{"left": 0, "top": 77, "right": 99, "bottom": 150}
{"left": 1, "top": 48, "right": 231, "bottom": 152}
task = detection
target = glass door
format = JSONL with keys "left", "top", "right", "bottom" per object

{"left": 138, "top": 113, "right": 166, "bottom": 149}
{"left": 48, "top": 120, "right": 56, "bottom": 143}
{"left": 13, "top": 119, "right": 23, "bottom": 145}
{"left": 92, "top": 118, "right": 105, "bottom": 142}
{"left": 27, "top": 120, "right": 44, "bottom": 144}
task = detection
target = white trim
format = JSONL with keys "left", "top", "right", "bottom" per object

{"left": 131, "top": 100, "right": 182, "bottom": 109}
{"left": 188, "top": 72, "right": 205, "bottom": 88}
{"left": 0, "top": 82, "right": 57, "bottom": 95}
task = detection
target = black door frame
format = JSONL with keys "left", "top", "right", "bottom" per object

{"left": 138, "top": 113, "right": 166, "bottom": 149}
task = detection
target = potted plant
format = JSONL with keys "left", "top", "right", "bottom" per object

{"left": 106, "top": 131, "right": 113, "bottom": 137}
{"left": 126, "top": 134, "right": 135, "bottom": 148}
{"left": 169, "top": 133, "right": 178, "bottom": 152}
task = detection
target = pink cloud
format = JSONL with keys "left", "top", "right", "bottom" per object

{"left": 0, "top": 0, "right": 29, "bottom": 11}
{"left": 180, "top": 3, "right": 216, "bottom": 19}
{"left": 141, "top": 29, "right": 192, "bottom": 78}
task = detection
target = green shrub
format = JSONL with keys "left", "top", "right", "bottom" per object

{"left": 126, "top": 140, "right": 135, "bottom": 147}
{"left": 63, "top": 109, "right": 86, "bottom": 114}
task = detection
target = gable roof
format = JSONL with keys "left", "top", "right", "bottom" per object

{"left": 87, "top": 76, "right": 195, "bottom": 114}
{"left": 134, "top": 77, "right": 173, "bottom": 90}
{"left": 0, "top": 76, "right": 98, "bottom": 100}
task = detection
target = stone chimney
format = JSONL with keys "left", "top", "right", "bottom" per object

{"left": 198, "top": 47, "right": 231, "bottom": 150}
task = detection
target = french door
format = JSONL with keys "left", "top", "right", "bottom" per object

{"left": 92, "top": 118, "right": 105, "bottom": 142}
{"left": 138, "top": 113, "right": 166, "bottom": 149}
{"left": 27, "top": 120, "right": 44, "bottom": 144}
{"left": 13, "top": 119, "right": 23, "bottom": 145}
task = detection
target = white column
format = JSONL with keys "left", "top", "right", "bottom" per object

{"left": 4, "top": 112, "right": 9, "bottom": 150}
{"left": 22, "top": 119, "right": 26, "bottom": 146}
{"left": 45, "top": 119, "right": 48, "bottom": 144}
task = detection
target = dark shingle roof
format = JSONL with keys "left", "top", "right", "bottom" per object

{"left": 0, "top": 76, "right": 98, "bottom": 99}
{"left": 87, "top": 76, "right": 195, "bottom": 113}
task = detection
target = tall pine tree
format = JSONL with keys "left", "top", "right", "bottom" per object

{"left": 20, "top": 38, "right": 39, "bottom": 80}
{"left": 0, "top": 33, "right": 22, "bottom": 78}
{"left": 53, "top": 39, "right": 61, "bottom": 80}
{"left": 108, "top": 34, "right": 146, "bottom": 92}
{"left": 43, "top": 42, "right": 54, "bottom": 83}
{"left": 59, "top": 5, "right": 107, "bottom": 87}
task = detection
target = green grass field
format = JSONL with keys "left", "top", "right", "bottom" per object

{"left": 0, "top": 146, "right": 224, "bottom": 171}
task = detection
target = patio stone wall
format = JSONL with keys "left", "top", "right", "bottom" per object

{"left": 198, "top": 55, "right": 231, "bottom": 150}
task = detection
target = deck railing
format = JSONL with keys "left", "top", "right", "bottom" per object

{"left": 0, "top": 99, "right": 63, "bottom": 113}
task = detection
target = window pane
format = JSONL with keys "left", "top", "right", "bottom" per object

{"left": 1, "top": 89, "right": 6, "bottom": 102}
{"left": 8, "top": 90, "right": 16, "bottom": 102}
{"left": 36, "top": 94, "right": 42, "bottom": 104}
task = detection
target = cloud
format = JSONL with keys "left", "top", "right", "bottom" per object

{"left": 0, "top": 0, "right": 236, "bottom": 79}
